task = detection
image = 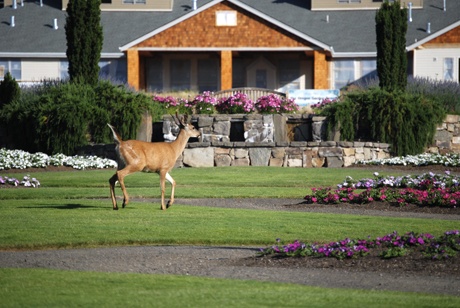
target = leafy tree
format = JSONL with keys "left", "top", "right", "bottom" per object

{"left": 0, "top": 72, "right": 20, "bottom": 108}
{"left": 375, "top": 0, "right": 408, "bottom": 92}
{"left": 65, "top": 0, "right": 103, "bottom": 85}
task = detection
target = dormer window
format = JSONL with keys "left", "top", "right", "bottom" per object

{"left": 216, "top": 11, "right": 237, "bottom": 26}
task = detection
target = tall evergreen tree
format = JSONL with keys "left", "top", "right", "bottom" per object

{"left": 375, "top": 0, "right": 408, "bottom": 92}
{"left": 65, "top": 0, "right": 103, "bottom": 86}
{"left": 0, "top": 72, "right": 20, "bottom": 108}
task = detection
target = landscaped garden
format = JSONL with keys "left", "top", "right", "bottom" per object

{"left": 1, "top": 150, "right": 459, "bottom": 306}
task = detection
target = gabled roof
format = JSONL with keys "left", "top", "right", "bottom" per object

{"left": 0, "top": 0, "right": 459, "bottom": 58}
{"left": 119, "top": 0, "right": 332, "bottom": 52}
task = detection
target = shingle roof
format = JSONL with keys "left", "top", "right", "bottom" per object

{"left": 0, "top": 0, "right": 458, "bottom": 57}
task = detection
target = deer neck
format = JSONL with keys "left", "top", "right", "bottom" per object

{"left": 170, "top": 129, "right": 191, "bottom": 156}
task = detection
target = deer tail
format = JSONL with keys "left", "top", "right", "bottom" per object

{"left": 107, "top": 124, "right": 122, "bottom": 144}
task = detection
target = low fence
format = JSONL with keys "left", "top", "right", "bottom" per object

{"left": 214, "top": 87, "right": 286, "bottom": 102}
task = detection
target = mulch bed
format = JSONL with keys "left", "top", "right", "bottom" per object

{"left": 235, "top": 246, "right": 460, "bottom": 277}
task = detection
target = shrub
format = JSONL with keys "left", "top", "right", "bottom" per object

{"left": 93, "top": 80, "right": 160, "bottom": 143}
{"left": 406, "top": 76, "right": 460, "bottom": 114}
{"left": 0, "top": 72, "right": 20, "bottom": 108}
{"left": 0, "top": 80, "right": 158, "bottom": 155}
{"left": 320, "top": 88, "right": 445, "bottom": 156}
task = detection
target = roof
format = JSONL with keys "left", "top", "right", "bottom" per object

{"left": 0, "top": 0, "right": 459, "bottom": 58}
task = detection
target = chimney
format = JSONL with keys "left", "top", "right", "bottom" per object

{"left": 13, "top": 0, "right": 17, "bottom": 9}
{"left": 326, "top": 15, "right": 329, "bottom": 23}
{"left": 53, "top": 18, "right": 58, "bottom": 30}
{"left": 21, "top": 0, "right": 24, "bottom": 7}
{"left": 11, "top": 16, "right": 15, "bottom": 27}
{"left": 192, "top": 0, "right": 197, "bottom": 10}
{"left": 40, "top": 0, "right": 43, "bottom": 7}
{"left": 408, "top": 2, "right": 412, "bottom": 22}
{"left": 443, "top": 0, "right": 446, "bottom": 12}
{"left": 427, "top": 22, "right": 431, "bottom": 34}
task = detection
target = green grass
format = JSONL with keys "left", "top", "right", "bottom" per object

{"left": 1, "top": 268, "right": 459, "bottom": 308}
{"left": 0, "top": 166, "right": 403, "bottom": 199}
{"left": 1, "top": 167, "right": 458, "bottom": 306}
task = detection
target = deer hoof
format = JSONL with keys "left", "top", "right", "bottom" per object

{"left": 166, "top": 201, "right": 172, "bottom": 209}
{"left": 113, "top": 207, "right": 118, "bottom": 211}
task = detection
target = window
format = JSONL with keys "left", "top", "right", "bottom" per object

{"left": 170, "top": 59, "right": 191, "bottom": 91}
{"left": 278, "top": 59, "right": 301, "bottom": 91}
{"left": 216, "top": 11, "right": 237, "bottom": 26}
{"left": 338, "top": 0, "right": 362, "bottom": 3}
{"left": 60, "top": 61, "right": 69, "bottom": 80}
{"left": 334, "top": 60, "right": 354, "bottom": 90}
{"left": 444, "top": 58, "right": 454, "bottom": 81}
{"left": 123, "top": 0, "right": 146, "bottom": 4}
{"left": 361, "top": 59, "right": 377, "bottom": 77}
{"left": 232, "top": 58, "right": 246, "bottom": 88}
{"left": 0, "top": 59, "right": 21, "bottom": 80}
{"left": 197, "top": 59, "right": 219, "bottom": 92}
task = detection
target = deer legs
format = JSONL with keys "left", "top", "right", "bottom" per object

{"left": 110, "top": 170, "right": 176, "bottom": 211}
{"left": 160, "top": 172, "right": 176, "bottom": 210}
{"left": 109, "top": 167, "right": 137, "bottom": 210}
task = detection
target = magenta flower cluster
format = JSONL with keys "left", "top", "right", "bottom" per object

{"left": 216, "top": 92, "right": 255, "bottom": 114}
{"left": 189, "top": 91, "right": 218, "bottom": 114}
{"left": 311, "top": 97, "right": 340, "bottom": 110}
{"left": 154, "top": 92, "right": 299, "bottom": 115}
{"left": 259, "top": 230, "right": 460, "bottom": 260}
{"left": 255, "top": 94, "right": 299, "bottom": 114}
{"left": 304, "top": 171, "right": 460, "bottom": 208}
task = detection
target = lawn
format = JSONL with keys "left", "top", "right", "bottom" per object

{"left": 0, "top": 167, "right": 459, "bottom": 306}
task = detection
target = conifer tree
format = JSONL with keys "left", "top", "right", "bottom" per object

{"left": 0, "top": 72, "right": 20, "bottom": 108}
{"left": 65, "top": 0, "right": 103, "bottom": 86}
{"left": 375, "top": 0, "right": 408, "bottom": 92}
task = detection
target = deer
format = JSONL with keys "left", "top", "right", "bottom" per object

{"left": 107, "top": 113, "right": 201, "bottom": 210}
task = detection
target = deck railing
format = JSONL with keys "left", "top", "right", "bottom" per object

{"left": 214, "top": 87, "right": 286, "bottom": 102}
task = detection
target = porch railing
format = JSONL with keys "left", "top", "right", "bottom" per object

{"left": 214, "top": 87, "right": 286, "bottom": 102}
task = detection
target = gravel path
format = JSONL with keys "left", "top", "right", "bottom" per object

{"left": 1, "top": 198, "right": 459, "bottom": 296}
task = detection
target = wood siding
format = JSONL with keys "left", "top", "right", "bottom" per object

{"left": 134, "top": 2, "right": 312, "bottom": 49}
{"left": 22, "top": 59, "right": 60, "bottom": 81}
{"left": 414, "top": 48, "right": 460, "bottom": 82}
{"left": 424, "top": 26, "right": 460, "bottom": 46}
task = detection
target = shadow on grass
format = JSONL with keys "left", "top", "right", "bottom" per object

{"left": 18, "top": 204, "right": 104, "bottom": 210}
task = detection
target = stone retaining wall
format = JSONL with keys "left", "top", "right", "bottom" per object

{"left": 429, "top": 114, "right": 460, "bottom": 154}
{"left": 78, "top": 114, "right": 391, "bottom": 168}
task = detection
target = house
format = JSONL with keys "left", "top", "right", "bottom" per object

{"left": 0, "top": 0, "right": 459, "bottom": 93}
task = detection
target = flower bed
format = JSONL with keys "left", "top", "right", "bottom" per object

{"left": 259, "top": 230, "right": 460, "bottom": 261}
{"left": 357, "top": 152, "right": 460, "bottom": 167}
{"left": 304, "top": 171, "right": 460, "bottom": 208}
{"left": 153, "top": 91, "right": 299, "bottom": 115}
{"left": 0, "top": 149, "right": 117, "bottom": 170}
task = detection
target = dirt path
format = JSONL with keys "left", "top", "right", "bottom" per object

{"left": 1, "top": 198, "right": 459, "bottom": 296}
